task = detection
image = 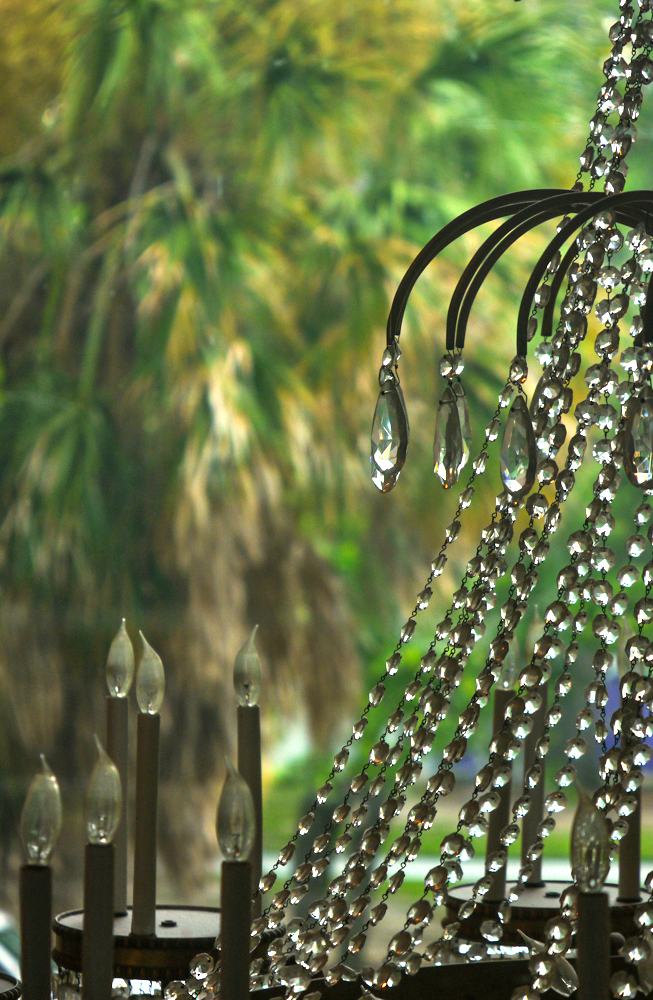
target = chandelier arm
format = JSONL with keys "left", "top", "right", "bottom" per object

{"left": 446, "top": 206, "right": 559, "bottom": 354}
{"left": 517, "top": 191, "right": 653, "bottom": 355}
{"left": 385, "top": 188, "right": 571, "bottom": 349}
{"left": 449, "top": 194, "right": 599, "bottom": 354}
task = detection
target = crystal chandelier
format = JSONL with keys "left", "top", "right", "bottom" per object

{"left": 222, "top": 2, "right": 653, "bottom": 998}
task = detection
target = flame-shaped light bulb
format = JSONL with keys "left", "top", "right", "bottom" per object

{"left": 20, "top": 755, "right": 62, "bottom": 864}
{"left": 85, "top": 736, "right": 122, "bottom": 845}
{"left": 571, "top": 784, "right": 610, "bottom": 892}
{"left": 136, "top": 632, "right": 165, "bottom": 714}
{"left": 106, "top": 618, "right": 135, "bottom": 697}
{"left": 216, "top": 757, "right": 255, "bottom": 861}
{"left": 233, "top": 625, "right": 261, "bottom": 707}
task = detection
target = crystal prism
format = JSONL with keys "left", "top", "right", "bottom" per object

{"left": 500, "top": 395, "right": 536, "bottom": 498}
{"left": 453, "top": 383, "right": 471, "bottom": 473}
{"left": 370, "top": 383, "right": 409, "bottom": 492}
{"left": 625, "top": 386, "right": 653, "bottom": 488}
{"left": 433, "top": 386, "right": 463, "bottom": 488}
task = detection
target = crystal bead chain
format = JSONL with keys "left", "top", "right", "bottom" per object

{"left": 312, "top": 497, "right": 528, "bottom": 972}
{"left": 256, "top": 390, "right": 512, "bottom": 920}
{"left": 585, "top": 4, "right": 648, "bottom": 195}
{"left": 576, "top": 3, "right": 647, "bottom": 191}
{"left": 257, "top": 396, "right": 516, "bottom": 945}
{"left": 418, "top": 372, "right": 620, "bottom": 956}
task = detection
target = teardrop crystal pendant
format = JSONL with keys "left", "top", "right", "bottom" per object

{"left": 500, "top": 395, "right": 536, "bottom": 498}
{"left": 625, "top": 385, "right": 653, "bottom": 489}
{"left": 371, "top": 383, "right": 409, "bottom": 493}
{"left": 453, "top": 382, "right": 471, "bottom": 473}
{"left": 433, "top": 386, "right": 463, "bottom": 489}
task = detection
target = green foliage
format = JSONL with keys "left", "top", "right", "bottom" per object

{"left": 1, "top": 0, "right": 650, "bottom": 890}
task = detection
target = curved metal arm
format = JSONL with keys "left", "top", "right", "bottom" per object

{"left": 387, "top": 187, "right": 653, "bottom": 360}
{"left": 386, "top": 188, "right": 571, "bottom": 346}
{"left": 516, "top": 191, "right": 653, "bottom": 352}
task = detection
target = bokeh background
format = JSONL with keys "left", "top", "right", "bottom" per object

{"left": 1, "top": 0, "right": 653, "bottom": 923}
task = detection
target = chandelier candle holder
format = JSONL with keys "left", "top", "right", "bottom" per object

{"left": 217, "top": 759, "right": 256, "bottom": 1000}
{"left": 131, "top": 633, "right": 165, "bottom": 937}
{"left": 53, "top": 625, "right": 228, "bottom": 994}
{"left": 81, "top": 738, "right": 122, "bottom": 1000}
{"left": 19, "top": 756, "right": 61, "bottom": 1000}
{"left": 234, "top": 625, "right": 264, "bottom": 915}
{"left": 105, "top": 620, "right": 135, "bottom": 916}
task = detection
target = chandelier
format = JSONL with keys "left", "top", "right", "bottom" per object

{"left": 13, "top": 3, "right": 653, "bottom": 1000}
{"left": 249, "top": 0, "right": 653, "bottom": 996}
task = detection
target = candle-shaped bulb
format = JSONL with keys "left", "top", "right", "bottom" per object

{"left": 216, "top": 757, "right": 255, "bottom": 861}
{"left": 136, "top": 632, "right": 165, "bottom": 714}
{"left": 106, "top": 618, "right": 135, "bottom": 697}
{"left": 20, "top": 754, "right": 62, "bottom": 864}
{"left": 571, "top": 784, "right": 610, "bottom": 892}
{"left": 86, "top": 736, "right": 122, "bottom": 845}
{"left": 233, "top": 625, "right": 261, "bottom": 707}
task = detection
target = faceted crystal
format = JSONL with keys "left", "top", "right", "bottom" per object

{"left": 454, "top": 382, "right": 472, "bottom": 473}
{"left": 625, "top": 387, "right": 653, "bottom": 488}
{"left": 500, "top": 396, "right": 536, "bottom": 498}
{"left": 371, "top": 383, "right": 409, "bottom": 492}
{"left": 434, "top": 386, "right": 463, "bottom": 488}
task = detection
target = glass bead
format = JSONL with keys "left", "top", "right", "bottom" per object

{"left": 500, "top": 823, "right": 520, "bottom": 846}
{"left": 486, "top": 417, "right": 502, "bottom": 442}
{"left": 440, "top": 353, "right": 458, "bottom": 378}
{"left": 544, "top": 791, "right": 567, "bottom": 813}
{"left": 431, "top": 554, "right": 446, "bottom": 576}
{"left": 635, "top": 902, "right": 653, "bottom": 928}
{"left": 458, "top": 900, "right": 477, "bottom": 920}
{"left": 610, "top": 971, "right": 639, "bottom": 998}
{"left": 369, "top": 682, "right": 385, "bottom": 705}
{"left": 279, "top": 841, "right": 296, "bottom": 864}
{"left": 259, "top": 871, "right": 277, "bottom": 892}
{"left": 538, "top": 816, "right": 556, "bottom": 838}
{"left": 389, "top": 930, "right": 412, "bottom": 956}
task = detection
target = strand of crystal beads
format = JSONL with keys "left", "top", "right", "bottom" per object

{"left": 311, "top": 499, "right": 531, "bottom": 985}
{"left": 270, "top": 191, "right": 640, "bottom": 1000}
{"left": 253, "top": 544, "right": 516, "bottom": 980}
{"left": 278, "top": 516, "right": 516, "bottom": 968}
{"left": 256, "top": 393, "right": 515, "bottom": 930}
{"left": 412, "top": 376, "right": 616, "bottom": 951}
{"left": 515, "top": 385, "right": 653, "bottom": 997}
{"left": 575, "top": 3, "right": 646, "bottom": 193}
{"left": 354, "top": 516, "right": 552, "bottom": 960}
{"left": 258, "top": 392, "right": 517, "bottom": 952}
{"left": 597, "top": 5, "right": 648, "bottom": 197}
{"left": 434, "top": 292, "right": 602, "bottom": 935}
{"left": 362, "top": 352, "right": 600, "bottom": 976}
{"left": 623, "top": 871, "right": 653, "bottom": 997}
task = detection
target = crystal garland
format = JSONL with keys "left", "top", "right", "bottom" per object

{"left": 162, "top": 3, "right": 653, "bottom": 1000}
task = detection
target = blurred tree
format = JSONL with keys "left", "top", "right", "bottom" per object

{"left": 1, "top": 0, "right": 648, "bottom": 895}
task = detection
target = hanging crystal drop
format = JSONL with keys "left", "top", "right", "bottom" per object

{"left": 370, "top": 381, "right": 409, "bottom": 493}
{"left": 625, "top": 386, "right": 653, "bottom": 489}
{"left": 500, "top": 396, "right": 537, "bottom": 498}
{"left": 433, "top": 386, "right": 463, "bottom": 488}
{"left": 453, "top": 383, "right": 472, "bottom": 473}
